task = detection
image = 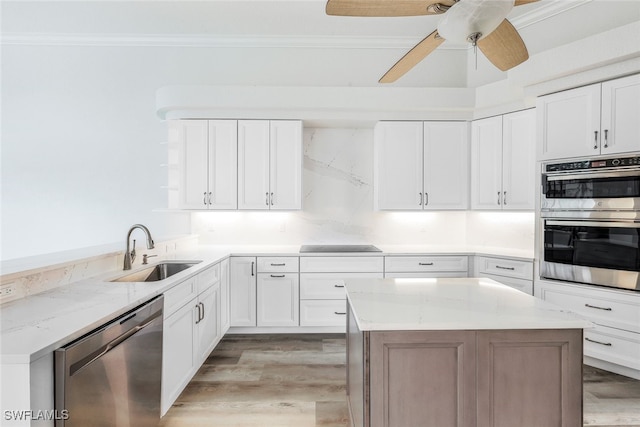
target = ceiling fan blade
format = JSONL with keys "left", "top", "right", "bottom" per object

{"left": 379, "top": 30, "right": 444, "bottom": 83}
{"left": 514, "top": 0, "right": 539, "bottom": 6}
{"left": 477, "top": 19, "right": 528, "bottom": 71}
{"left": 326, "top": 0, "right": 454, "bottom": 17}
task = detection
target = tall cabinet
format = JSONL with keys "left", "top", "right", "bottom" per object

{"left": 238, "top": 120, "right": 302, "bottom": 210}
{"left": 374, "top": 121, "right": 469, "bottom": 210}
{"left": 537, "top": 73, "right": 640, "bottom": 160}
{"left": 168, "top": 120, "right": 238, "bottom": 210}
{"left": 471, "top": 109, "right": 536, "bottom": 210}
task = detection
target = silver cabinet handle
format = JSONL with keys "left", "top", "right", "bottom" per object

{"left": 203, "top": 192, "right": 207, "bottom": 206}
{"left": 419, "top": 262, "right": 434, "bottom": 266}
{"left": 424, "top": 192, "right": 428, "bottom": 206}
{"left": 334, "top": 284, "right": 345, "bottom": 288}
{"left": 195, "top": 304, "right": 202, "bottom": 324}
{"left": 604, "top": 129, "right": 608, "bottom": 148}
{"left": 496, "top": 265, "right": 515, "bottom": 271}
{"left": 270, "top": 274, "right": 285, "bottom": 278}
{"left": 497, "top": 191, "right": 501, "bottom": 205}
{"left": 265, "top": 192, "right": 269, "bottom": 206}
{"left": 270, "top": 263, "right": 286, "bottom": 266}
{"left": 200, "top": 302, "right": 205, "bottom": 322}
{"left": 503, "top": 191, "right": 507, "bottom": 205}
{"left": 594, "top": 130, "right": 599, "bottom": 150}
{"left": 585, "top": 337, "right": 612, "bottom": 347}
{"left": 251, "top": 261, "right": 255, "bottom": 276}
{"left": 419, "top": 193, "right": 423, "bottom": 206}
{"left": 334, "top": 311, "right": 347, "bottom": 315}
{"left": 208, "top": 192, "right": 213, "bottom": 205}
{"left": 585, "top": 303, "right": 612, "bottom": 311}
{"left": 270, "top": 192, "right": 274, "bottom": 206}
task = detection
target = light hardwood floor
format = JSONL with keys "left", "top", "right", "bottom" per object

{"left": 159, "top": 333, "right": 640, "bottom": 427}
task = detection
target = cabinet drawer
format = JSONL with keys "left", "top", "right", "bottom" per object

{"left": 300, "top": 256, "right": 384, "bottom": 273}
{"left": 257, "top": 257, "right": 299, "bottom": 273}
{"left": 541, "top": 286, "right": 640, "bottom": 333}
{"left": 197, "top": 263, "right": 220, "bottom": 294}
{"left": 584, "top": 325, "right": 640, "bottom": 371}
{"left": 385, "top": 256, "right": 468, "bottom": 273}
{"left": 164, "top": 277, "right": 198, "bottom": 317}
{"left": 476, "top": 256, "right": 533, "bottom": 280}
{"left": 481, "top": 274, "right": 533, "bottom": 295}
{"left": 300, "top": 300, "right": 348, "bottom": 327}
{"left": 300, "top": 273, "right": 383, "bottom": 299}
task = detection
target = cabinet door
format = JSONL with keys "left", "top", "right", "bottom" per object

{"left": 229, "top": 257, "right": 257, "bottom": 326}
{"left": 471, "top": 116, "right": 503, "bottom": 210}
{"left": 208, "top": 120, "right": 238, "bottom": 209}
{"left": 502, "top": 109, "right": 536, "bottom": 210}
{"left": 161, "top": 299, "right": 198, "bottom": 415}
{"left": 423, "top": 121, "right": 469, "bottom": 210}
{"left": 196, "top": 283, "right": 220, "bottom": 364}
{"left": 220, "top": 258, "right": 230, "bottom": 334}
{"left": 238, "top": 120, "right": 270, "bottom": 210}
{"left": 601, "top": 74, "right": 640, "bottom": 156}
{"left": 174, "top": 120, "right": 209, "bottom": 209}
{"left": 270, "top": 121, "right": 302, "bottom": 210}
{"left": 374, "top": 121, "right": 424, "bottom": 210}
{"left": 257, "top": 273, "right": 299, "bottom": 327}
{"left": 537, "top": 84, "right": 601, "bottom": 160}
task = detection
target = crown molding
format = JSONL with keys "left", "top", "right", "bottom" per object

{"left": 1, "top": 0, "right": 592, "bottom": 49}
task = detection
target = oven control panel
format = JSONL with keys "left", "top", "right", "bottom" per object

{"left": 546, "top": 156, "right": 640, "bottom": 172}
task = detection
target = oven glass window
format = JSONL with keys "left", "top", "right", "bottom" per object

{"left": 544, "top": 223, "right": 640, "bottom": 271}
{"left": 545, "top": 176, "right": 640, "bottom": 199}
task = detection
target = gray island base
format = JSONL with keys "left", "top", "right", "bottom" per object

{"left": 345, "top": 278, "right": 592, "bottom": 427}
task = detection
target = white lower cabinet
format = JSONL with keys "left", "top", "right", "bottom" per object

{"left": 384, "top": 255, "right": 468, "bottom": 278}
{"left": 229, "top": 257, "right": 257, "bottom": 327}
{"left": 473, "top": 256, "right": 534, "bottom": 295}
{"left": 257, "top": 273, "right": 299, "bottom": 326}
{"left": 300, "top": 299, "right": 348, "bottom": 327}
{"left": 162, "top": 263, "right": 222, "bottom": 415}
{"left": 537, "top": 280, "right": 640, "bottom": 378}
{"left": 220, "top": 258, "right": 231, "bottom": 334}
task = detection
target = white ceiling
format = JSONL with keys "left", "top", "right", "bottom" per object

{"left": 2, "top": 0, "right": 640, "bottom": 88}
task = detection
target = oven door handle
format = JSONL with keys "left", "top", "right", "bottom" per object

{"left": 545, "top": 169, "right": 640, "bottom": 181}
{"left": 545, "top": 220, "right": 640, "bottom": 228}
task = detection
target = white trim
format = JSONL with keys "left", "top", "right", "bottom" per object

{"left": 509, "top": 0, "right": 592, "bottom": 30}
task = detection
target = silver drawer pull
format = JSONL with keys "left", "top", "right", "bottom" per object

{"left": 270, "top": 274, "right": 285, "bottom": 278}
{"left": 419, "top": 262, "right": 434, "bottom": 266}
{"left": 270, "top": 263, "right": 286, "bottom": 266}
{"left": 585, "top": 304, "right": 612, "bottom": 311}
{"left": 334, "top": 311, "right": 346, "bottom": 315}
{"left": 585, "top": 337, "right": 612, "bottom": 347}
{"left": 496, "top": 265, "right": 515, "bottom": 271}
{"left": 334, "top": 284, "right": 345, "bottom": 288}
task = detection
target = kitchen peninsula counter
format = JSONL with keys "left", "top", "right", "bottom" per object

{"left": 345, "top": 277, "right": 591, "bottom": 427}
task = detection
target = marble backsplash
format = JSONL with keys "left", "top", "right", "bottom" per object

{"left": 0, "top": 235, "right": 198, "bottom": 304}
{"left": 193, "top": 128, "right": 535, "bottom": 250}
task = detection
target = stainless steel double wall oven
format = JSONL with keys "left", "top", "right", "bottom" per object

{"left": 540, "top": 155, "right": 640, "bottom": 291}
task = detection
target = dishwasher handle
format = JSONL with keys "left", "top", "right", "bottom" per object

{"left": 68, "top": 309, "right": 162, "bottom": 377}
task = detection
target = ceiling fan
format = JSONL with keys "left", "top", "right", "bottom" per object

{"left": 325, "top": 0, "right": 538, "bottom": 83}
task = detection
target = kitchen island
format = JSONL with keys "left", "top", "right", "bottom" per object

{"left": 345, "top": 278, "right": 592, "bottom": 427}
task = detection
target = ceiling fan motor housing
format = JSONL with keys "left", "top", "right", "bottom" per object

{"left": 437, "top": 0, "right": 515, "bottom": 44}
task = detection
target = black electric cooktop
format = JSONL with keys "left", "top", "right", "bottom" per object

{"left": 299, "top": 245, "right": 382, "bottom": 253}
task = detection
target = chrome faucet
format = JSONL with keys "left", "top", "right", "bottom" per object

{"left": 123, "top": 224, "right": 155, "bottom": 270}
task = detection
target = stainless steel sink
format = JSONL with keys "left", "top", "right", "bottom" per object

{"left": 111, "top": 261, "right": 201, "bottom": 282}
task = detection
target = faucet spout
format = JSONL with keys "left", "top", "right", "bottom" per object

{"left": 123, "top": 224, "right": 155, "bottom": 270}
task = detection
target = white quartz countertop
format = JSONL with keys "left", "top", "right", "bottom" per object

{"left": 345, "top": 277, "right": 593, "bottom": 331}
{"left": 1, "top": 244, "right": 535, "bottom": 364}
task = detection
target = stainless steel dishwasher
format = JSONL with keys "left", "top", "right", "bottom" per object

{"left": 55, "top": 295, "right": 164, "bottom": 427}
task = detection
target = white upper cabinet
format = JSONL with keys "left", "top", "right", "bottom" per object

{"left": 537, "top": 74, "right": 640, "bottom": 160}
{"left": 238, "top": 120, "right": 302, "bottom": 210}
{"left": 169, "top": 119, "right": 237, "bottom": 210}
{"left": 601, "top": 74, "right": 640, "bottom": 156}
{"left": 471, "top": 109, "right": 536, "bottom": 211}
{"left": 374, "top": 121, "right": 469, "bottom": 210}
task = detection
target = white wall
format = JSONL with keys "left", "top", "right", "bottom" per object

{"left": 1, "top": 45, "right": 191, "bottom": 260}
{"left": 192, "top": 128, "right": 534, "bottom": 250}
